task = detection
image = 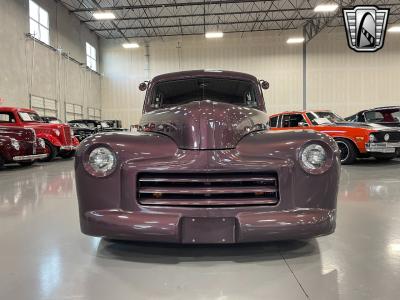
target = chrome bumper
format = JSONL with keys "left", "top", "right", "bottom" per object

{"left": 366, "top": 142, "right": 400, "bottom": 153}
{"left": 60, "top": 145, "right": 76, "bottom": 151}
{"left": 13, "top": 154, "right": 48, "bottom": 161}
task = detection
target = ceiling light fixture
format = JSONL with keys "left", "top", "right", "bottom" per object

{"left": 388, "top": 26, "right": 400, "bottom": 33}
{"left": 205, "top": 31, "right": 224, "bottom": 38}
{"left": 122, "top": 43, "right": 140, "bottom": 49}
{"left": 93, "top": 11, "right": 116, "bottom": 20}
{"left": 287, "top": 37, "right": 305, "bottom": 44}
{"left": 314, "top": 3, "right": 339, "bottom": 13}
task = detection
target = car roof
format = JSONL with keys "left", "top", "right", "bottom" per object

{"left": 151, "top": 70, "right": 259, "bottom": 83}
{"left": 367, "top": 106, "right": 400, "bottom": 112}
{"left": 269, "top": 110, "right": 332, "bottom": 117}
{"left": 0, "top": 106, "right": 36, "bottom": 113}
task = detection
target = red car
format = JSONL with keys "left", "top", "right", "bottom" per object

{"left": 0, "top": 107, "right": 79, "bottom": 161}
{"left": 75, "top": 70, "right": 340, "bottom": 244}
{"left": 0, "top": 126, "right": 48, "bottom": 168}
{"left": 269, "top": 110, "right": 400, "bottom": 164}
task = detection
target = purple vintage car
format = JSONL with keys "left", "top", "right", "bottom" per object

{"left": 0, "top": 126, "right": 48, "bottom": 168}
{"left": 75, "top": 70, "right": 340, "bottom": 244}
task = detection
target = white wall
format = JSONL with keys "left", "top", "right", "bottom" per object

{"left": 100, "top": 31, "right": 304, "bottom": 126}
{"left": 0, "top": 0, "right": 101, "bottom": 121}
{"left": 307, "top": 28, "right": 400, "bottom": 118}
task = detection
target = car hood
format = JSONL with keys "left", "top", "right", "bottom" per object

{"left": 334, "top": 122, "right": 400, "bottom": 131}
{"left": 0, "top": 126, "right": 35, "bottom": 142}
{"left": 139, "top": 100, "right": 268, "bottom": 150}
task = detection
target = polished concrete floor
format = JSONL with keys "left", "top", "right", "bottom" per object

{"left": 0, "top": 159, "right": 400, "bottom": 300}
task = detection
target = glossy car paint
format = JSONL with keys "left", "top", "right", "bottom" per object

{"left": 0, "top": 107, "right": 79, "bottom": 154}
{"left": 0, "top": 126, "right": 47, "bottom": 164}
{"left": 345, "top": 106, "right": 400, "bottom": 128}
{"left": 75, "top": 70, "right": 340, "bottom": 244}
{"left": 270, "top": 110, "right": 399, "bottom": 154}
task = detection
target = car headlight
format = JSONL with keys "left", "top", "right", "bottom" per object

{"left": 384, "top": 133, "right": 390, "bottom": 142}
{"left": 299, "top": 144, "right": 328, "bottom": 173}
{"left": 10, "top": 138, "right": 20, "bottom": 151}
{"left": 84, "top": 147, "right": 117, "bottom": 177}
{"left": 38, "top": 138, "right": 46, "bottom": 148}
{"left": 369, "top": 134, "right": 376, "bottom": 143}
{"left": 70, "top": 128, "right": 74, "bottom": 137}
{"left": 53, "top": 129, "right": 61, "bottom": 136}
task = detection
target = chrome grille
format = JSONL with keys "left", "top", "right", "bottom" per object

{"left": 137, "top": 172, "right": 279, "bottom": 207}
{"left": 63, "top": 126, "right": 72, "bottom": 144}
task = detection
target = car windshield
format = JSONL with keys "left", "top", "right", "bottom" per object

{"left": 19, "top": 112, "right": 42, "bottom": 122}
{"left": 151, "top": 78, "right": 259, "bottom": 109}
{"left": 313, "top": 111, "right": 345, "bottom": 123}
{"left": 365, "top": 109, "right": 400, "bottom": 123}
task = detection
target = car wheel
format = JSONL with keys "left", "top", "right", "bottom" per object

{"left": 60, "top": 150, "right": 76, "bottom": 159}
{"left": 41, "top": 141, "right": 58, "bottom": 162}
{"left": 18, "top": 161, "right": 34, "bottom": 167}
{"left": 335, "top": 138, "right": 357, "bottom": 165}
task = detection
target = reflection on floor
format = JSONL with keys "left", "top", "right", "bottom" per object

{"left": 0, "top": 159, "right": 399, "bottom": 300}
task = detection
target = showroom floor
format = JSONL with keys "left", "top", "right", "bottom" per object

{"left": 0, "top": 159, "right": 399, "bottom": 300}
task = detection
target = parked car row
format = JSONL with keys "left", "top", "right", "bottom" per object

{"left": 269, "top": 108, "right": 400, "bottom": 164}
{"left": 0, "top": 105, "right": 127, "bottom": 169}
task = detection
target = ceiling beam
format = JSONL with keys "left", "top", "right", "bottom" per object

{"left": 106, "top": 26, "right": 298, "bottom": 39}
{"left": 92, "top": 15, "right": 349, "bottom": 32}
{"left": 71, "top": 0, "right": 276, "bottom": 13}
{"left": 81, "top": 7, "right": 313, "bottom": 23}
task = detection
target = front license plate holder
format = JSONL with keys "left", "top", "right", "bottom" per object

{"left": 181, "top": 217, "right": 236, "bottom": 244}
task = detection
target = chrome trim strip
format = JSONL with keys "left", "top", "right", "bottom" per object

{"left": 13, "top": 154, "right": 48, "bottom": 161}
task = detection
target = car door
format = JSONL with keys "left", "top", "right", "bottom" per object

{"left": 0, "top": 111, "right": 18, "bottom": 127}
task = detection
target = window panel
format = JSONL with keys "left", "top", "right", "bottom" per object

{"left": 86, "top": 42, "right": 97, "bottom": 71}
{"left": 29, "top": 0, "right": 39, "bottom": 22}
{"left": 40, "top": 26, "right": 49, "bottom": 44}
{"left": 65, "top": 103, "right": 84, "bottom": 121}
{"left": 39, "top": 7, "right": 48, "bottom": 28}
{"left": 30, "top": 19, "right": 39, "bottom": 37}
{"left": 29, "top": 1, "right": 49, "bottom": 45}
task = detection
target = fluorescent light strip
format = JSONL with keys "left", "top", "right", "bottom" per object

{"left": 122, "top": 43, "right": 140, "bottom": 49}
{"left": 205, "top": 31, "right": 224, "bottom": 38}
{"left": 93, "top": 11, "right": 116, "bottom": 20}
{"left": 314, "top": 4, "right": 339, "bottom": 13}
{"left": 287, "top": 37, "right": 305, "bottom": 44}
{"left": 388, "top": 26, "right": 400, "bottom": 33}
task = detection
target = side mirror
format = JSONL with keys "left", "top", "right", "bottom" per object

{"left": 139, "top": 81, "right": 148, "bottom": 91}
{"left": 260, "top": 80, "right": 270, "bottom": 90}
{"left": 298, "top": 122, "right": 308, "bottom": 127}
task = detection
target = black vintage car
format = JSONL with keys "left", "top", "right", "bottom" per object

{"left": 68, "top": 123, "right": 96, "bottom": 142}
{"left": 345, "top": 106, "right": 400, "bottom": 128}
{"left": 68, "top": 119, "right": 125, "bottom": 133}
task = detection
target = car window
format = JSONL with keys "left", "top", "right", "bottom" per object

{"left": 282, "top": 114, "right": 307, "bottom": 128}
{"left": 151, "top": 78, "right": 259, "bottom": 109}
{"left": 269, "top": 116, "right": 278, "bottom": 128}
{"left": 313, "top": 111, "right": 345, "bottom": 123}
{"left": 0, "top": 112, "right": 16, "bottom": 123}
{"left": 364, "top": 111, "right": 384, "bottom": 122}
{"left": 19, "top": 112, "right": 42, "bottom": 122}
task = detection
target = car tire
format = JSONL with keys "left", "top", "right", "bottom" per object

{"left": 60, "top": 150, "right": 76, "bottom": 159}
{"left": 41, "top": 141, "right": 58, "bottom": 162}
{"left": 18, "top": 161, "right": 34, "bottom": 167}
{"left": 335, "top": 138, "right": 357, "bottom": 165}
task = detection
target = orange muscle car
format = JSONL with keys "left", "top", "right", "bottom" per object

{"left": 269, "top": 110, "right": 400, "bottom": 164}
